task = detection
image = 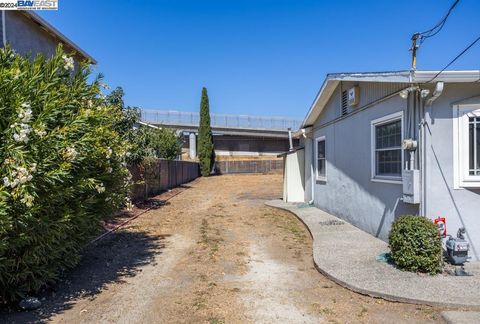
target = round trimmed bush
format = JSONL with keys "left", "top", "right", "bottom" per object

{"left": 388, "top": 215, "right": 442, "bottom": 274}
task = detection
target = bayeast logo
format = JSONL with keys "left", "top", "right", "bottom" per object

{"left": 17, "top": 0, "right": 58, "bottom": 10}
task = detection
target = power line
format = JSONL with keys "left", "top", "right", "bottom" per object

{"left": 410, "top": 0, "right": 461, "bottom": 70}
{"left": 419, "top": 0, "right": 460, "bottom": 42}
{"left": 428, "top": 35, "right": 480, "bottom": 83}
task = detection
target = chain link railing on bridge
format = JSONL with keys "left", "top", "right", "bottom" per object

{"left": 140, "top": 109, "right": 302, "bottom": 131}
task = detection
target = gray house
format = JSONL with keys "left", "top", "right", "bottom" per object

{"left": 295, "top": 70, "right": 480, "bottom": 261}
{"left": 0, "top": 10, "right": 95, "bottom": 64}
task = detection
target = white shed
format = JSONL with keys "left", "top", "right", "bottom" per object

{"left": 280, "top": 148, "right": 305, "bottom": 203}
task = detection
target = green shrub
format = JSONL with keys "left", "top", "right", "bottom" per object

{"left": 388, "top": 215, "right": 442, "bottom": 274}
{"left": 0, "top": 46, "right": 131, "bottom": 301}
{"left": 107, "top": 87, "right": 182, "bottom": 163}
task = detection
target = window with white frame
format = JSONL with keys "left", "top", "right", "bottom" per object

{"left": 468, "top": 117, "right": 480, "bottom": 175}
{"left": 453, "top": 103, "right": 480, "bottom": 188}
{"left": 315, "top": 136, "right": 326, "bottom": 181}
{"left": 371, "top": 112, "right": 403, "bottom": 182}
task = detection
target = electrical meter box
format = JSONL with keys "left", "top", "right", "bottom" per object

{"left": 403, "top": 170, "right": 420, "bottom": 204}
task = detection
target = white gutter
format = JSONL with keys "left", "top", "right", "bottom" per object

{"left": 426, "top": 82, "right": 444, "bottom": 106}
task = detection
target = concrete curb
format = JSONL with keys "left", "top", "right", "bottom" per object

{"left": 265, "top": 200, "right": 480, "bottom": 308}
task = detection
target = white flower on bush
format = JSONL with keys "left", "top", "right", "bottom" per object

{"left": 64, "top": 147, "right": 78, "bottom": 160}
{"left": 106, "top": 147, "right": 112, "bottom": 159}
{"left": 12, "top": 123, "right": 32, "bottom": 143}
{"left": 95, "top": 183, "right": 105, "bottom": 193}
{"left": 17, "top": 166, "right": 33, "bottom": 184}
{"left": 34, "top": 126, "right": 47, "bottom": 137}
{"left": 3, "top": 165, "right": 34, "bottom": 188}
{"left": 62, "top": 54, "right": 74, "bottom": 71}
{"left": 99, "top": 82, "right": 110, "bottom": 90}
{"left": 21, "top": 194, "right": 34, "bottom": 207}
{"left": 19, "top": 103, "right": 32, "bottom": 123}
{"left": 125, "top": 197, "right": 134, "bottom": 211}
{"left": 106, "top": 167, "right": 113, "bottom": 173}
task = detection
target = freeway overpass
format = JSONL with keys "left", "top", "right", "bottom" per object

{"left": 139, "top": 109, "right": 302, "bottom": 138}
{"left": 139, "top": 109, "right": 302, "bottom": 159}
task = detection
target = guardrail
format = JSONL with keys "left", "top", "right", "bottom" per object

{"left": 140, "top": 109, "right": 302, "bottom": 131}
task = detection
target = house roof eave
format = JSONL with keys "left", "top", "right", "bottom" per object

{"left": 21, "top": 11, "right": 97, "bottom": 64}
{"left": 301, "top": 70, "right": 480, "bottom": 128}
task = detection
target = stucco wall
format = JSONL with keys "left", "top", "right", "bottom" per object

{"left": 425, "top": 83, "right": 480, "bottom": 260}
{"left": 307, "top": 82, "right": 418, "bottom": 241}
{"left": 306, "top": 80, "right": 480, "bottom": 259}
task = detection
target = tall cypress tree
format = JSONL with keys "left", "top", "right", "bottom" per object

{"left": 197, "top": 87, "right": 215, "bottom": 176}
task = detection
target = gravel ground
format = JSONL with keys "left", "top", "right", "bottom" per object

{"left": 1, "top": 174, "right": 444, "bottom": 323}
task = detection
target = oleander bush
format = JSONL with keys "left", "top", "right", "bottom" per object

{"left": 0, "top": 46, "right": 131, "bottom": 301}
{"left": 389, "top": 215, "right": 443, "bottom": 274}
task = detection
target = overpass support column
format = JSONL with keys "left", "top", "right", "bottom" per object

{"left": 189, "top": 132, "right": 196, "bottom": 159}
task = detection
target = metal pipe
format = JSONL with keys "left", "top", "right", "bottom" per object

{"left": 288, "top": 128, "right": 293, "bottom": 151}
{"left": 420, "top": 82, "right": 444, "bottom": 217}
{"left": 2, "top": 11, "right": 6, "bottom": 47}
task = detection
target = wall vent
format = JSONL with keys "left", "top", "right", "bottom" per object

{"left": 341, "top": 90, "right": 348, "bottom": 116}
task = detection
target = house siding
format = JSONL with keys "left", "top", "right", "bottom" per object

{"left": 305, "top": 80, "right": 480, "bottom": 259}
{"left": 425, "top": 83, "right": 480, "bottom": 260}
{"left": 4, "top": 12, "right": 84, "bottom": 62}
{"left": 310, "top": 84, "right": 417, "bottom": 240}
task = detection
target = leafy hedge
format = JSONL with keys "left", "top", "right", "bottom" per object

{"left": 0, "top": 47, "right": 131, "bottom": 301}
{"left": 389, "top": 215, "right": 443, "bottom": 274}
{"left": 107, "top": 87, "right": 182, "bottom": 163}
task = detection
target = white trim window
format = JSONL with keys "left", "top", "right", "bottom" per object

{"left": 453, "top": 103, "right": 480, "bottom": 188}
{"left": 371, "top": 111, "right": 403, "bottom": 183}
{"left": 315, "top": 136, "right": 326, "bottom": 181}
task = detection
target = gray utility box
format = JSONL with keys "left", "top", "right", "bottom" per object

{"left": 446, "top": 236, "right": 469, "bottom": 265}
{"left": 403, "top": 170, "right": 420, "bottom": 204}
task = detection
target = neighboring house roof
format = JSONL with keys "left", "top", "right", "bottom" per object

{"left": 21, "top": 11, "right": 96, "bottom": 64}
{"left": 302, "top": 70, "right": 480, "bottom": 128}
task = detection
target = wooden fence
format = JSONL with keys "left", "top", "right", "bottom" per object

{"left": 215, "top": 159, "right": 283, "bottom": 174}
{"left": 129, "top": 159, "right": 200, "bottom": 202}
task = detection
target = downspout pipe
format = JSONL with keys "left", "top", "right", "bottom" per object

{"left": 2, "top": 11, "right": 6, "bottom": 47}
{"left": 421, "top": 82, "right": 444, "bottom": 217}
{"left": 300, "top": 127, "right": 315, "bottom": 204}
{"left": 426, "top": 82, "right": 444, "bottom": 106}
{"left": 288, "top": 128, "right": 294, "bottom": 151}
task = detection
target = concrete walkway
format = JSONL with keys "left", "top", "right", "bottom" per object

{"left": 266, "top": 200, "right": 480, "bottom": 308}
{"left": 442, "top": 311, "right": 480, "bottom": 324}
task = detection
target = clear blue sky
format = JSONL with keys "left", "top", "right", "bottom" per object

{"left": 39, "top": 0, "right": 480, "bottom": 118}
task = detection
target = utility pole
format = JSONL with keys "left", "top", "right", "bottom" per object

{"left": 410, "top": 33, "right": 420, "bottom": 70}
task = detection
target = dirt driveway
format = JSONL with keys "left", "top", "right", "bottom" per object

{"left": 2, "top": 174, "right": 443, "bottom": 323}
